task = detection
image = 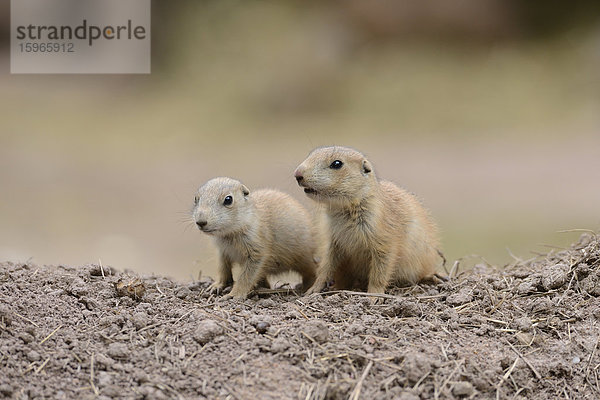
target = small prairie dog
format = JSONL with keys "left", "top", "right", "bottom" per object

{"left": 294, "top": 146, "right": 440, "bottom": 295}
{"left": 192, "top": 177, "right": 317, "bottom": 298}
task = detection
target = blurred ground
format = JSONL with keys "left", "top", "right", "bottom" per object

{"left": 1, "top": 2, "right": 599, "bottom": 281}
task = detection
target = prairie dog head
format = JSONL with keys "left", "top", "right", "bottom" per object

{"left": 294, "top": 146, "right": 376, "bottom": 205}
{"left": 192, "top": 177, "right": 251, "bottom": 236}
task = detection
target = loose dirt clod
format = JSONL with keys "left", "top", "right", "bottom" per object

{"left": 452, "top": 381, "right": 474, "bottom": 397}
{"left": 541, "top": 262, "right": 570, "bottom": 290}
{"left": 301, "top": 320, "right": 329, "bottom": 344}
{"left": 445, "top": 288, "right": 473, "bottom": 305}
{"left": 107, "top": 343, "right": 129, "bottom": 360}
{"left": 193, "top": 320, "right": 224, "bottom": 344}
{"left": 513, "top": 316, "right": 533, "bottom": 331}
{"left": 0, "top": 233, "right": 599, "bottom": 399}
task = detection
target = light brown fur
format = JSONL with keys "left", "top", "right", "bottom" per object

{"left": 294, "top": 146, "right": 440, "bottom": 295}
{"left": 193, "top": 177, "right": 317, "bottom": 298}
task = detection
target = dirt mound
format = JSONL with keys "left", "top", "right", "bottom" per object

{"left": 1, "top": 233, "right": 599, "bottom": 399}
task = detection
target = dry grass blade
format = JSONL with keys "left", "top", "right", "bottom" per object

{"left": 34, "top": 357, "right": 50, "bottom": 374}
{"left": 222, "top": 383, "right": 244, "bottom": 400}
{"left": 39, "top": 325, "right": 62, "bottom": 345}
{"left": 413, "top": 371, "right": 431, "bottom": 391}
{"left": 440, "top": 360, "right": 463, "bottom": 395}
{"left": 496, "top": 357, "right": 519, "bottom": 400}
{"left": 13, "top": 312, "right": 39, "bottom": 327}
{"left": 300, "top": 331, "right": 325, "bottom": 350}
{"left": 90, "top": 353, "right": 99, "bottom": 395}
{"left": 349, "top": 361, "right": 373, "bottom": 400}
{"left": 449, "top": 260, "right": 460, "bottom": 280}
{"left": 253, "top": 288, "right": 299, "bottom": 296}
{"left": 586, "top": 338, "right": 600, "bottom": 387}
{"left": 505, "top": 339, "right": 541, "bottom": 379}
{"left": 438, "top": 249, "right": 448, "bottom": 271}
{"left": 318, "top": 290, "right": 398, "bottom": 300}
{"left": 293, "top": 304, "right": 310, "bottom": 320}
{"left": 98, "top": 259, "right": 105, "bottom": 279}
{"left": 557, "top": 229, "right": 598, "bottom": 237}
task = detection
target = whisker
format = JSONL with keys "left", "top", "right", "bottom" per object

{"left": 182, "top": 223, "right": 195, "bottom": 234}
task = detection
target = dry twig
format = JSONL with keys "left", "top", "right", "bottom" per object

{"left": 505, "top": 339, "right": 541, "bottom": 379}
{"left": 39, "top": 325, "right": 62, "bottom": 345}
{"left": 349, "top": 361, "right": 373, "bottom": 400}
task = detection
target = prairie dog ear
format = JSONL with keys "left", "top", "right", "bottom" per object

{"left": 362, "top": 160, "right": 372, "bottom": 174}
{"left": 241, "top": 185, "right": 250, "bottom": 196}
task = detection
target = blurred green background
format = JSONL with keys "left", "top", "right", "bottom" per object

{"left": 1, "top": 1, "right": 599, "bottom": 281}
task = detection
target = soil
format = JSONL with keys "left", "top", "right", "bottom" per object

{"left": 1, "top": 233, "right": 599, "bottom": 400}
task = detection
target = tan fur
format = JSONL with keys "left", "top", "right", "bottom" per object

{"left": 294, "top": 146, "right": 440, "bottom": 294}
{"left": 193, "top": 177, "right": 317, "bottom": 298}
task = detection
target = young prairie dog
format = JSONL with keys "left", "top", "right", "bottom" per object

{"left": 192, "top": 177, "right": 317, "bottom": 299}
{"left": 294, "top": 146, "right": 441, "bottom": 295}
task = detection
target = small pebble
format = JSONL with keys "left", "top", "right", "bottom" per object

{"left": 26, "top": 350, "right": 41, "bottom": 362}
{"left": 256, "top": 321, "right": 270, "bottom": 334}
{"left": 572, "top": 356, "right": 581, "bottom": 364}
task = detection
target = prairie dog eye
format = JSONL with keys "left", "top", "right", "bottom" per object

{"left": 223, "top": 195, "right": 233, "bottom": 206}
{"left": 329, "top": 160, "right": 343, "bottom": 169}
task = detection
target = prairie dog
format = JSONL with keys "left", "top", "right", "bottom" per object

{"left": 192, "top": 177, "right": 317, "bottom": 298}
{"left": 294, "top": 146, "right": 440, "bottom": 295}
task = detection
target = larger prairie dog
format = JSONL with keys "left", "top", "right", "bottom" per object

{"left": 192, "top": 177, "right": 317, "bottom": 298}
{"left": 294, "top": 146, "right": 440, "bottom": 295}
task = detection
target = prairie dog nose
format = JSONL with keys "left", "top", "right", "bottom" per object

{"left": 294, "top": 168, "right": 304, "bottom": 182}
{"left": 196, "top": 220, "right": 207, "bottom": 228}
